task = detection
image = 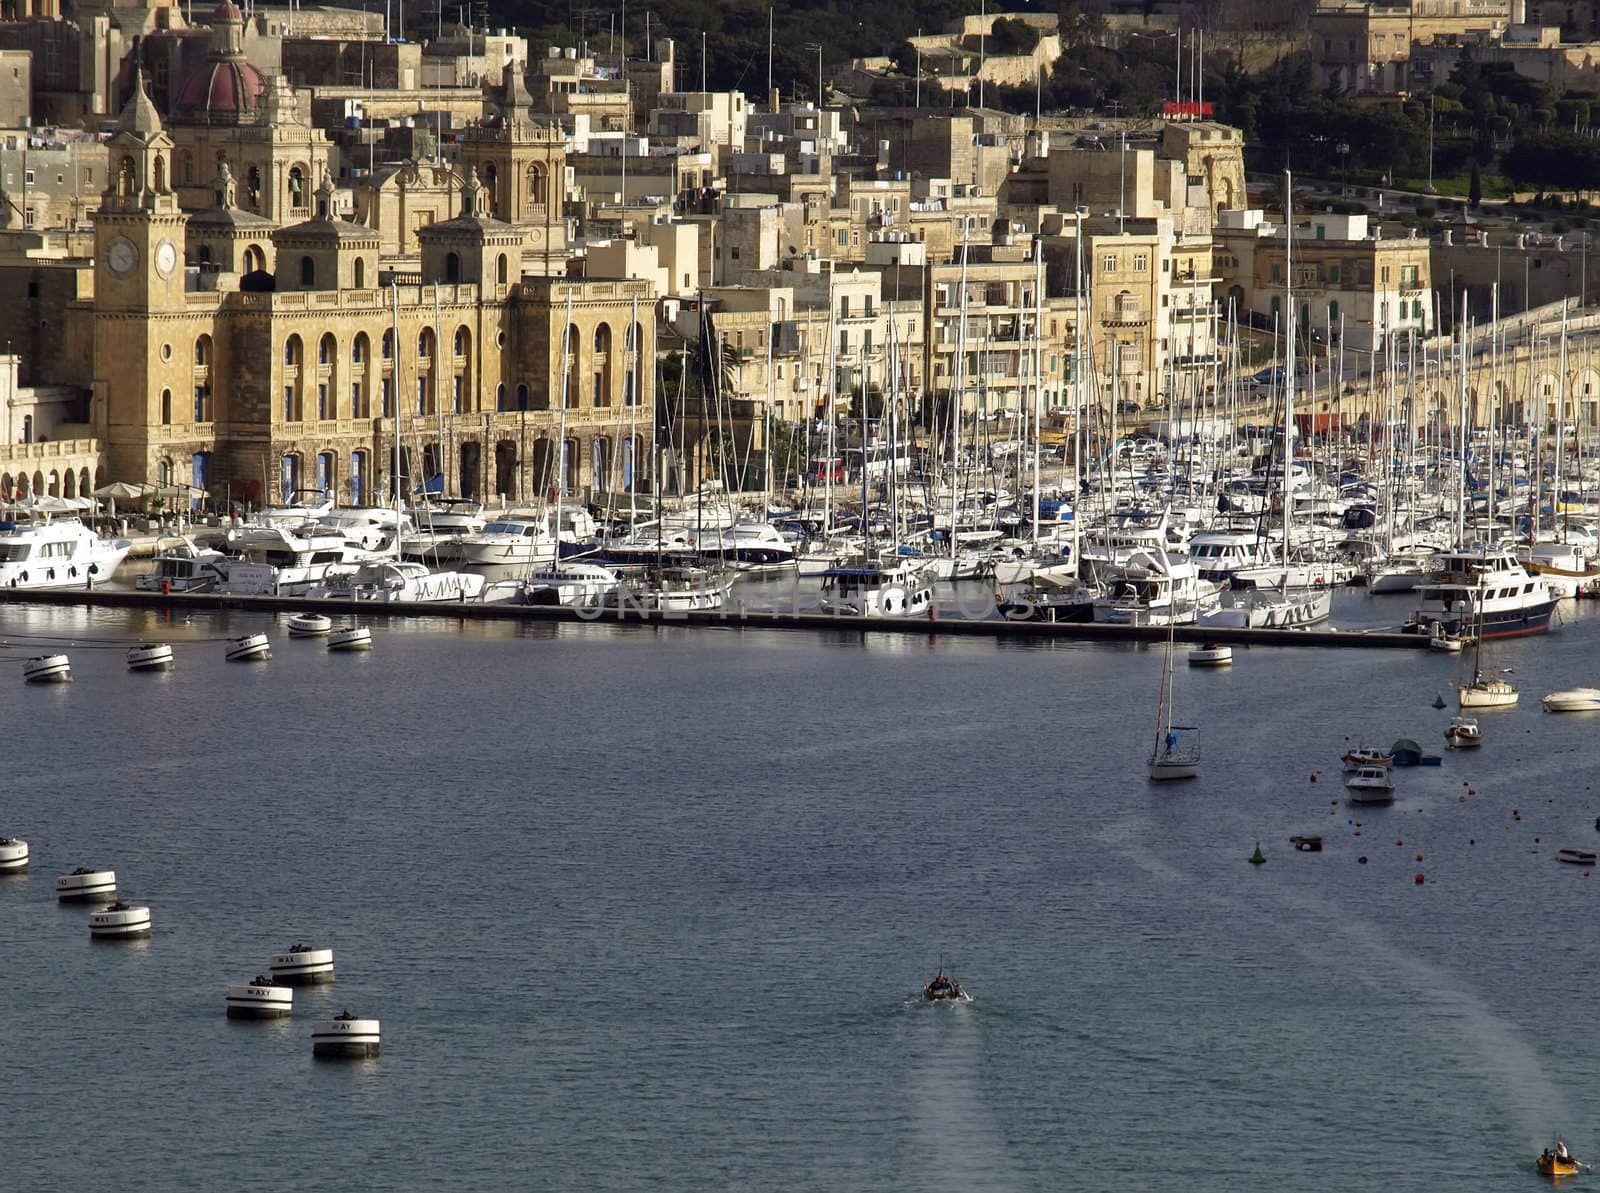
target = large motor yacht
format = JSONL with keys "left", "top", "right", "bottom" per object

{"left": 0, "top": 512, "right": 131, "bottom": 589}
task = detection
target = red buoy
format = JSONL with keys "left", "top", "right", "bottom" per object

{"left": 1415, "top": 873, "right": 1425, "bottom": 885}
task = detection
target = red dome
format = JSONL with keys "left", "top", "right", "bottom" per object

{"left": 176, "top": 59, "right": 266, "bottom": 121}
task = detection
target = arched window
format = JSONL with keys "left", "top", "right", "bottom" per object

{"left": 153, "top": 154, "right": 166, "bottom": 192}
{"left": 300, "top": 256, "right": 316, "bottom": 288}
{"left": 528, "top": 164, "right": 546, "bottom": 208}
{"left": 318, "top": 333, "right": 334, "bottom": 365}
{"left": 242, "top": 244, "right": 263, "bottom": 273}
{"left": 418, "top": 329, "right": 433, "bottom": 359}
{"left": 160, "top": 388, "right": 172, "bottom": 425}
{"left": 496, "top": 383, "right": 507, "bottom": 411}
{"left": 180, "top": 150, "right": 193, "bottom": 184}
{"left": 454, "top": 326, "right": 469, "bottom": 357}
{"left": 288, "top": 165, "right": 306, "bottom": 209}
{"left": 352, "top": 334, "right": 366, "bottom": 365}
{"left": 195, "top": 335, "right": 211, "bottom": 366}
{"left": 382, "top": 330, "right": 393, "bottom": 360}
{"left": 284, "top": 335, "right": 301, "bottom": 366}
{"left": 592, "top": 323, "right": 612, "bottom": 407}
{"left": 563, "top": 324, "right": 581, "bottom": 408}
{"left": 198, "top": 244, "right": 212, "bottom": 265}
{"left": 117, "top": 156, "right": 136, "bottom": 198}
{"left": 354, "top": 258, "right": 365, "bottom": 288}
{"left": 626, "top": 322, "right": 644, "bottom": 406}
{"left": 496, "top": 253, "right": 508, "bottom": 285}
{"left": 444, "top": 252, "right": 461, "bottom": 284}
{"left": 246, "top": 165, "right": 261, "bottom": 208}
{"left": 516, "top": 383, "right": 529, "bottom": 411}
{"left": 592, "top": 437, "right": 610, "bottom": 489}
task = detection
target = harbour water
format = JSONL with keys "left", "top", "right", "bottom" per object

{"left": 4, "top": 589, "right": 1600, "bottom": 1190}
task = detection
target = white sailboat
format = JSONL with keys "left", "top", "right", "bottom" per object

{"left": 1148, "top": 619, "right": 1200, "bottom": 781}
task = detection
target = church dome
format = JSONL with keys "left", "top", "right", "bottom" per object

{"left": 176, "top": 60, "right": 266, "bottom": 121}
{"left": 174, "top": 0, "right": 265, "bottom": 124}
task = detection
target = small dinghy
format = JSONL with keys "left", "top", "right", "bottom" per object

{"left": 312, "top": 1010, "right": 380, "bottom": 1057}
{"left": 1428, "top": 623, "right": 1468, "bottom": 653}
{"left": 327, "top": 625, "right": 373, "bottom": 652}
{"left": 126, "top": 643, "right": 173, "bottom": 671}
{"left": 923, "top": 969, "right": 970, "bottom": 1003}
{"left": 1445, "top": 716, "right": 1483, "bottom": 749}
{"left": 225, "top": 633, "right": 271, "bottom": 662}
{"left": 55, "top": 866, "right": 115, "bottom": 900}
{"left": 226, "top": 976, "right": 293, "bottom": 1018}
{"left": 269, "top": 944, "right": 335, "bottom": 984}
{"left": 286, "top": 612, "right": 332, "bottom": 637}
{"left": 0, "top": 836, "right": 29, "bottom": 871}
{"left": 1537, "top": 1141, "right": 1584, "bottom": 1178}
{"left": 89, "top": 900, "right": 151, "bottom": 939}
{"left": 23, "top": 654, "right": 71, "bottom": 683}
{"left": 1188, "top": 643, "right": 1233, "bottom": 667}
{"left": 1558, "top": 848, "right": 1598, "bottom": 866}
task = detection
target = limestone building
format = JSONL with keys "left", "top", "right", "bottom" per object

{"left": 70, "top": 71, "right": 656, "bottom": 507}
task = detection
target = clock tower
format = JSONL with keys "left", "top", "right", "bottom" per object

{"left": 93, "top": 64, "right": 196, "bottom": 485}
{"left": 95, "top": 66, "right": 188, "bottom": 313}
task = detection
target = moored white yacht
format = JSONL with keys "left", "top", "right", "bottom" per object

{"left": 303, "top": 560, "right": 486, "bottom": 603}
{"left": 221, "top": 523, "right": 382, "bottom": 595}
{"left": 520, "top": 560, "right": 621, "bottom": 607}
{"left": 1092, "top": 548, "right": 1220, "bottom": 626}
{"left": 137, "top": 536, "right": 231, "bottom": 593}
{"left": 1409, "top": 544, "right": 1557, "bottom": 639}
{"left": 0, "top": 511, "right": 131, "bottom": 589}
{"left": 819, "top": 557, "right": 933, "bottom": 617}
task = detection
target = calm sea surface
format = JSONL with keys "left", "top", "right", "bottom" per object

{"left": 3, "top": 588, "right": 1600, "bottom": 1190}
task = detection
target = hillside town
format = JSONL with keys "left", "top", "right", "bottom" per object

{"left": 0, "top": 0, "right": 1591, "bottom": 516}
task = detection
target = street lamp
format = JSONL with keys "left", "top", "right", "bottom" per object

{"left": 1336, "top": 142, "right": 1349, "bottom": 198}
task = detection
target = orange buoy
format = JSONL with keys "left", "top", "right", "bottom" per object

{"left": 1416, "top": 854, "right": 1423, "bottom": 862}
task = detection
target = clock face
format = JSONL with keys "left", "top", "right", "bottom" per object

{"left": 107, "top": 237, "right": 137, "bottom": 276}
{"left": 155, "top": 240, "right": 178, "bottom": 278}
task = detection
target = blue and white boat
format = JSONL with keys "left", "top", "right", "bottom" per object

{"left": 1408, "top": 544, "right": 1557, "bottom": 640}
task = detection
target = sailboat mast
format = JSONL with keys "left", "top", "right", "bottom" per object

{"left": 1032, "top": 228, "right": 1044, "bottom": 544}
{"left": 555, "top": 286, "right": 574, "bottom": 567}
{"left": 392, "top": 280, "right": 403, "bottom": 532}
{"left": 1282, "top": 168, "right": 1295, "bottom": 567}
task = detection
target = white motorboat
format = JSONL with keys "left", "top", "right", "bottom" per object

{"left": 0, "top": 836, "right": 29, "bottom": 871}
{"left": 89, "top": 900, "right": 151, "bottom": 939}
{"left": 608, "top": 564, "right": 732, "bottom": 613}
{"left": 312, "top": 1011, "right": 380, "bottom": 1058}
{"left": 137, "top": 537, "right": 231, "bottom": 593}
{"left": 315, "top": 506, "right": 413, "bottom": 553}
{"left": 23, "top": 654, "right": 71, "bottom": 683}
{"left": 225, "top": 633, "right": 271, "bottom": 662}
{"left": 55, "top": 866, "right": 115, "bottom": 900}
{"left": 0, "top": 511, "right": 131, "bottom": 589}
{"left": 1188, "top": 644, "right": 1233, "bottom": 667}
{"left": 1542, "top": 687, "right": 1600, "bottom": 712}
{"left": 400, "top": 499, "right": 487, "bottom": 565}
{"left": 256, "top": 490, "right": 334, "bottom": 529}
{"left": 287, "top": 612, "right": 332, "bottom": 637}
{"left": 1093, "top": 548, "right": 1220, "bottom": 626}
{"left": 457, "top": 509, "right": 596, "bottom": 568}
{"left": 1198, "top": 586, "right": 1331, "bottom": 630}
{"left": 126, "top": 643, "right": 173, "bottom": 671}
{"left": 1187, "top": 530, "right": 1269, "bottom": 585}
{"left": 1445, "top": 716, "right": 1483, "bottom": 748}
{"left": 1345, "top": 764, "right": 1396, "bottom": 803}
{"left": 226, "top": 977, "right": 293, "bottom": 1019}
{"left": 327, "top": 625, "right": 373, "bottom": 652}
{"left": 1427, "top": 623, "right": 1467, "bottom": 653}
{"left": 270, "top": 944, "right": 335, "bottom": 984}
{"left": 698, "top": 521, "right": 798, "bottom": 575}
{"left": 521, "top": 560, "right": 621, "bottom": 607}
{"left": 221, "top": 523, "right": 382, "bottom": 596}
{"left": 304, "top": 560, "right": 486, "bottom": 603}
{"left": 819, "top": 558, "right": 933, "bottom": 618}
